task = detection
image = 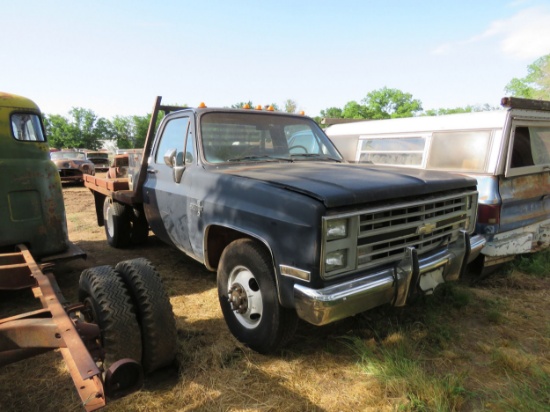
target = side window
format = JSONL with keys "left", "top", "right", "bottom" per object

{"left": 428, "top": 131, "right": 491, "bottom": 172}
{"left": 184, "top": 127, "right": 195, "bottom": 164}
{"left": 155, "top": 117, "right": 190, "bottom": 164}
{"left": 11, "top": 113, "right": 45, "bottom": 142}
{"left": 510, "top": 126, "right": 550, "bottom": 169}
{"left": 288, "top": 130, "right": 320, "bottom": 153}
{"left": 359, "top": 137, "right": 425, "bottom": 166}
{"left": 285, "top": 126, "right": 337, "bottom": 156}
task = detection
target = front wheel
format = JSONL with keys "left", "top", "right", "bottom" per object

{"left": 217, "top": 239, "right": 298, "bottom": 354}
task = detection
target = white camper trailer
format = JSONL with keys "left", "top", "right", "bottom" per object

{"left": 325, "top": 97, "right": 550, "bottom": 270}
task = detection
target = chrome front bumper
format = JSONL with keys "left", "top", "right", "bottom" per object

{"left": 468, "top": 234, "right": 487, "bottom": 263}
{"left": 294, "top": 231, "right": 471, "bottom": 326}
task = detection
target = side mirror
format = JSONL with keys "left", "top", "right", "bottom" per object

{"left": 164, "top": 148, "right": 177, "bottom": 168}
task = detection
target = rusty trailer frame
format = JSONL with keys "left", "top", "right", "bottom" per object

{"left": 0, "top": 244, "right": 132, "bottom": 411}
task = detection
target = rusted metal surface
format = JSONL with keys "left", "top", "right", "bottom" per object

{"left": 0, "top": 244, "right": 106, "bottom": 411}
{"left": 84, "top": 174, "right": 129, "bottom": 192}
{"left": 1, "top": 95, "right": 72, "bottom": 259}
{"left": 499, "top": 173, "right": 550, "bottom": 232}
{"left": 107, "top": 154, "right": 129, "bottom": 179}
{"left": 0, "top": 252, "right": 36, "bottom": 290}
{"left": 104, "top": 358, "right": 144, "bottom": 399}
{"left": 501, "top": 96, "right": 550, "bottom": 111}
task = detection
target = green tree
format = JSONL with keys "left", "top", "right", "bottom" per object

{"left": 320, "top": 107, "right": 343, "bottom": 118}
{"left": 361, "top": 87, "right": 422, "bottom": 119}
{"left": 131, "top": 112, "right": 166, "bottom": 149}
{"left": 68, "top": 108, "right": 98, "bottom": 149}
{"left": 284, "top": 99, "right": 297, "bottom": 113}
{"left": 505, "top": 54, "right": 550, "bottom": 100}
{"left": 112, "top": 116, "right": 135, "bottom": 149}
{"left": 44, "top": 108, "right": 114, "bottom": 150}
{"left": 319, "top": 88, "right": 422, "bottom": 121}
{"left": 44, "top": 114, "right": 71, "bottom": 149}
{"left": 231, "top": 101, "right": 254, "bottom": 109}
{"left": 422, "top": 103, "right": 498, "bottom": 116}
{"left": 132, "top": 114, "right": 152, "bottom": 149}
{"left": 342, "top": 101, "right": 370, "bottom": 119}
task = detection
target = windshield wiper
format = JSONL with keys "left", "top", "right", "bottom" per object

{"left": 289, "top": 153, "right": 342, "bottom": 162}
{"left": 227, "top": 155, "right": 293, "bottom": 162}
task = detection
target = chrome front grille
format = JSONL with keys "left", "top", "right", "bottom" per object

{"left": 357, "top": 194, "right": 471, "bottom": 269}
{"left": 321, "top": 191, "right": 477, "bottom": 279}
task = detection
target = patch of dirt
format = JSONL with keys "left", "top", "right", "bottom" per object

{"left": 0, "top": 185, "right": 549, "bottom": 411}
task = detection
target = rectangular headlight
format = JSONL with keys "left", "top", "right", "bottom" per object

{"left": 326, "top": 218, "right": 348, "bottom": 240}
{"left": 325, "top": 249, "right": 348, "bottom": 272}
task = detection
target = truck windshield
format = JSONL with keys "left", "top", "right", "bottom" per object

{"left": 200, "top": 112, "right": 343, "bottom": 164}
{"left": 88, "top": 152, "right": 109, "bottom": 159}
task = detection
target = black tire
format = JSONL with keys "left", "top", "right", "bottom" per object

{"left": 130, "top": 207, "right": 149, "bottom": 245}
{"left": 115, "top": 258, "right": 177, "bottom": 373}
{"left": 103, "top": 197, "right": 131, "bottom": 248}
{"left": 78, "top": 266, "right": 142, "bottom": 368}
{"left": 217, "top": 239, "right": 298, "bottom": 354}
{"left": 465, "top": 255, "right": 505, "bottom": 286}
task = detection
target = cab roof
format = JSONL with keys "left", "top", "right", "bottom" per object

{"left": 164, "top": 106, "right": 312, "bottom": 120}
{"left": 0, "top": 92, "right": 41, "bottom": 111}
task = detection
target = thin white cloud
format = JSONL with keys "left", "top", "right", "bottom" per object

{"left": 432, "top": 6, "right": 550, "bottom": 59}
{"left": 431, "top": 43, "right": 452, "bottom": 55}
{"left": 498, "top": 8, "right": 550, "bottom": 58}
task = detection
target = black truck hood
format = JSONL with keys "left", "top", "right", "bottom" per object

{"left": 221, "top": 162, "right": 476, "bottom": 208}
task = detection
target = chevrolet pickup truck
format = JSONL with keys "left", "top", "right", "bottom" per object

{"left": 84, "top": 97, "right": 479, "bottom": 353}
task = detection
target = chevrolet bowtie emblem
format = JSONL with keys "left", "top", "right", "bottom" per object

{"left": 417, "top": 222, "right": 437, "bottom": 235}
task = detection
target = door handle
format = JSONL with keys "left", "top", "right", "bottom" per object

{"left": 147, "top": 168, "right": 157, "bottom": 174}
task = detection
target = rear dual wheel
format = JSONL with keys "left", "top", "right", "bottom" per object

{"left": 103, "top": 198, "right": 149, "bottom": 248}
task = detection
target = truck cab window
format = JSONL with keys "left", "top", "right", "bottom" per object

{"left": 11, "top": 113, "right": 45, "bottom": 142}
{"left": 155, "top": 117, "right": 190, "bottom": 163}
{"left": 184, "top": 127, "right": 195, "bottom": 164}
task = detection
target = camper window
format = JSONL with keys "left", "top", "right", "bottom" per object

{"left": 358, "top": 137, "right": 425, "bottom": 166}
{"left": 427, "top": 131, "right": 491, "bottom": 172}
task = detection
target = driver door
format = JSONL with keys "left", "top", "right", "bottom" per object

{"left": 143, "top": 114, "right": 197, "bottom": 254}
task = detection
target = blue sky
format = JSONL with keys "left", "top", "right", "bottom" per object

{"left": 2, "top": 0, "right": 550, "bottom": 119}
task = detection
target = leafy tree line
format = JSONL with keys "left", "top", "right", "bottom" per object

{"left": 505, "top": 54, "right": 550, "bottom": 100}
{"left": 44, "top": 109, "right": 161, "bottom": 151}
{"left": 44, "top": 54, "right": 550, "bottom": 150}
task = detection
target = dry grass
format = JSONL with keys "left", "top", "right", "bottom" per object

{"left": 1, "top": 185, "right": 549, "bottom": 411}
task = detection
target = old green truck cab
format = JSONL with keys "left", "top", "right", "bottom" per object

{"left": 0, "top": 92, "right": 81, "bottom": 261}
